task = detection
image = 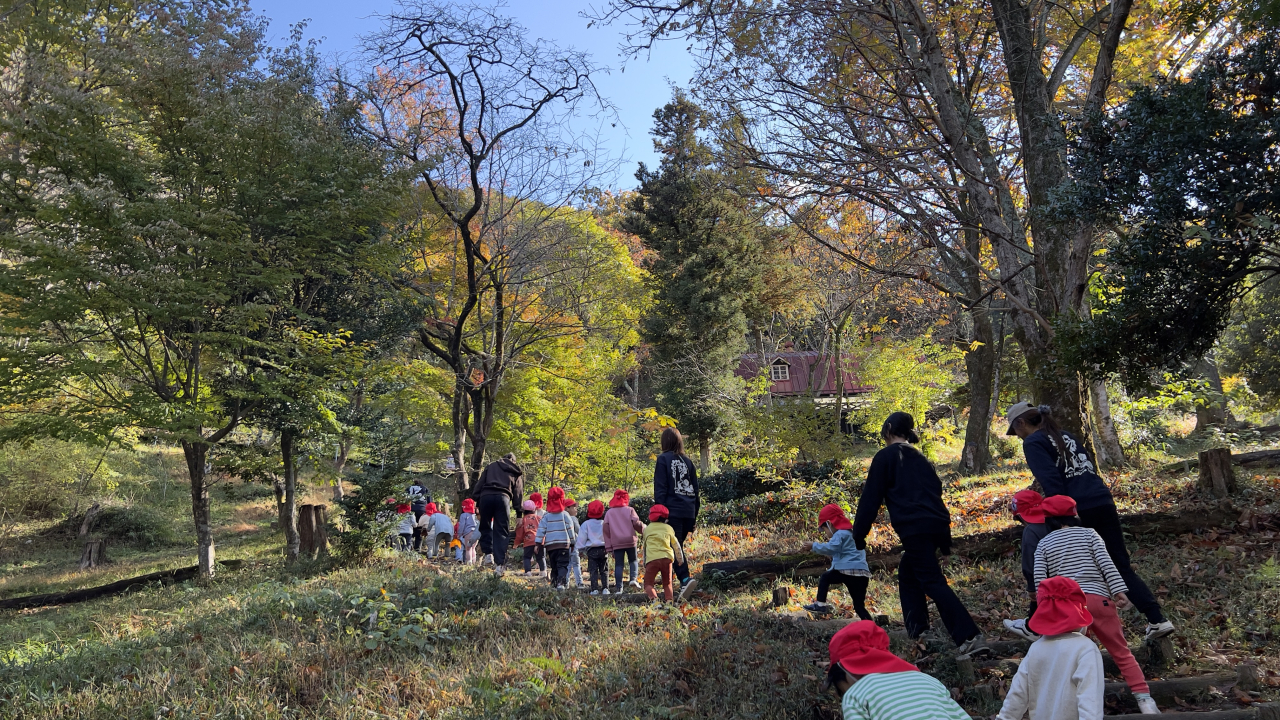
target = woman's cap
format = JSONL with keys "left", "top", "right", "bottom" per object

{"left": 1005, "top": 401, "right": 1036, "bottom": 435}
{"left": 648, "top": 503, "right": 670, "bottom": 521}
{"left": 818, "top": 503, "right": 854, "bottom": 532}
{"left": 546, "top": 486, "right": 567, "bottom": 513}
{"left": 1041, "top": 495, "right": 1078, "bottom": 517}
{"left": 827, "top": 621, "right": 918, "bottom": 679}
{"left": 1028, "top": 576, "right": 1094, "bottom": 636}
{"left": 1013, "top": 489, "right": 1046, "bottom": 523}
{"left": 522, "top": 499, "right": 537, "bottom": 512}
{"left": 587, "top": 500, "right": 606, "bottom": 519}
{"left": 609, "top": 488, "right": 631, "bottom": 508}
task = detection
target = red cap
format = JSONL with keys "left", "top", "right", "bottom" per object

{"left": 1013, "top": 489, "right": 1045, "bottom": 523}
{"left": 396, "top": 503, "right": 411, "bottom": 514}
{"left": 425, "top": 502, "right": 438, "bottom": 515}
{"left": 566, "top": 498, "right": 578, "bottom": 508}
{"left": 828, "top": 621, "right": 918, "bottom": 675}
{"left": 462, "top": 498, "right": 476, "bottom": 514}
{"left": 530, "top": 491, "right": 543, "bottom": 509}
{"left": 587, "top": 500, "right": 606, "bottom": 519}
{"left": 649, "top": 503, "right": 670, "bottom": 522}
{"left": 818, "top": 504, "right": 854, "bottom": 532}
{"left": 1040, "top": 495, "right": 1078, "bottom": 518}
{"left": 546, "top": 486, "right": 567, "bottom": 513}
{"left": 609, "top": 489, "right": 630, "bottom": 508}
{"left": 1028, "top": 576, "right": 1094, "bottom": 636}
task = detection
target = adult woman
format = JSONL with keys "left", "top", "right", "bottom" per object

{"left": 652, "top": 427, "right": 699, "bottom": 587}
{"left": 1005, "top": 402, "right": 1174, "bottom": 639}
{"left": 852, "top": 412, "right": 985, "bottom": 655}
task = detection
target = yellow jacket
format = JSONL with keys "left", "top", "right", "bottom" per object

{"left": 642, "top": 521, "right": 685, "bottom": 565}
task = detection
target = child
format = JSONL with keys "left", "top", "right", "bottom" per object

{"left": 1005, "top": 489, "right": 1050, "bottom": 641}
{"left": 565, "top": 498, "right": 586, "bottom": 589}
{"left": 1035, "top": 495, "right": 1160, "bottom": 715}
{"left": 420, "top": 502, "right": 454, "bottom": 559}
{"left": 394, "top": 501, "right": 414, "bottom": 551}
{"left": 603, "top": 489, "right": 645, "bottom": 593}
{"left": 996, "top": 576, "right": 1105, "bottom": 720}
{"left": 534, "top": 487, "right": 578, "bottom": 590}
{"left": 530, "top": 491, "right": 545, "bottom": 517}
{"left": 514, "top": 500, "right": 545, "bottom": 576}
{"left": 408, "top": 480, "right": 430, "bottom": 551}
{"left": 825, "top": 620, "right": 970, "bottom": 720}
{"left": 803, "top": 503, "right": 872, "bottom": 619}
{"left": 577, "top": 500, "right": 610, "bottom": 594}
{"left": 640, "top": 504, "right": 685, "bottom": 602}
{"left": 456, "top": 498, "right": 480, "bottom": 564}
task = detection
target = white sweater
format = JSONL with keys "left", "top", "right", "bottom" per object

{"left": 997, "top": 632, "right": 1104, "bottom": 720}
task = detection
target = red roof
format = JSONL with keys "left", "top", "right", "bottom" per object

{"left": 736, "top": 351, "right": 871, "bottom": 397}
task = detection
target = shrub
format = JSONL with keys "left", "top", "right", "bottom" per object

{"left": 699, "top": 482, "right": 855, "bottom": 527}
{"left": 334, "top": 465, "right": 411, "bottom": 565}
{"left": 0, "top": 441, "right": 122, "bottom": 519}
{"left": 700, "top": 466, "right": 785, "bottom": 502}
{"left": 62, "top": 505, "right": 179, "bottom": 547}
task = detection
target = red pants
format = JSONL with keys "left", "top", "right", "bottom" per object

{"left": 1086, "top": 593, "right": 1149, "bottom": 694}
{"left": 644, "top": 559, "right": 674, "bottom": 601}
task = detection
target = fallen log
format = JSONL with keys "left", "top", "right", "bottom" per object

{"left": 1162, "top": 449, "right": 1280, "bottom": 474}
{"left": 1105, "top": 665, "right": 1257, "bottom": 705}
{"left": 1106, "top": 710, "right": 1266, "bottom": 720}
{"left": 702, "top": 506, "right": 1239, "bottom": 584}
{"left": 0, "top": 559, "right": 245, "bottom": 611}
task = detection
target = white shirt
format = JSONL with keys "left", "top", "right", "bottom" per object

{"left": 997, "top": 632, "right": 1105, "bottom": 720}
{"left": 575, "top": 518, "right": 606, "bottom": 550}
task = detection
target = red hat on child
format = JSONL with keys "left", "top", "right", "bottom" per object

{"left": 566, "top": 498, "right": 578, "bottom": 508}
{"left": 424, "top": 502, "right": 438, "bottom": 514}
{"left": 609, "top": 489, "right": 630, "bottom": 508}
{"left": 818, "top": 504, "right": 854, "bottom": 532}
{"left": 1028, "top": 576, "right": 1094, "bottom": 636}
{"left": 462, "top": 498, "right": 475, "bottom": 514}
{"left": 546, "top": 486, "right": 567, "bottom": 513}
{"left": 396, "top": 503, "right": 411, "bottom": 514}
{"left": 828, "top": 621, "right": 918, "bottom": 676}
{"left": 1013, "top": 489, "right": 1046, "bottom": 523}
{"left": 649, "top": 503, "right": 670, "bottom": 522}
{"left": 587, "top": 500, "right": 606, "bottom": 519}
{"left": 530, "top": 491, "right": 544, "bottom": 509}
{"left": 1040, "top": 495, "right": 1078, "bottom": 518}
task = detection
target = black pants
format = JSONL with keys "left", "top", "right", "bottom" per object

{"left": 1023, "top": 570, "right": 1038, "bottom": 619}
{"left": 613, "top": 547, "right": 637, "bottom": 587}
{"left": 817, "top": 570, "right": 872, "bottom": 620}
{"left": 586, "top": 546, "right": 609, "bottom": 590}
{"left": 898, "top": 533, "right": 982, "bottom": 645}
{"left": 477, "top": 494, "right": 511, "bottom": 566}
{"left": 547, "top": 547, "right": 572, "bottom": 587}
{"left": 523, "top": 545, "right": 546, "bottom": 572}
{"left": 1079, "top": 503, "right": 1166, "bottom": 624}
{"left": 668, "top": 516, "right": 695, "bottom": 583}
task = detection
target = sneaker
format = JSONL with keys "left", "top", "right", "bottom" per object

{"left": 556, "top": 585, "right": 567, "bottom": 592}
{"left": 956, "top": 634, "right": 991, "bottom": 659}
{"left": 614, "top": 585, "right": 625, "bottom": 595}
{"left": 481, "top": 554, "right": 494, "bottom": 567}
{"left": 495, "top": 567, "right": 505, "bottom": 577}
{"left": 628, "top": 580, "right": 642, "bottom": 590}
{"left": 589, "top": 589, "right": 600, "bottom": 596}
{"left": 1144, "top": 621, "right": 1175, "bottom": 640}
{"left": 803, "top": 602, "right": 833, "bottom": 614}
{"left": 1137, "top": 695, "right": 1161, "bottom": 714}
{"left": 1003, "top": 618, "right": 1041, "bottom": 642}
{"left": 677, "top": 578, "right": 698, "bottom": 603}
{"left": 602, "top": 588, "right": 611, "bottom": 596}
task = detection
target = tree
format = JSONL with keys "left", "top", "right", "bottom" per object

{"left": 1064, "top": 32, "right": 1280, "bottom": 383}
{"left": 358, "top": 1, "right": 615, "bottom": 498}
{"left": 624, "top": 93, "right": 773, "bottom": 472}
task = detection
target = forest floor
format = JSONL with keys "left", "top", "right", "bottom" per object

{"left": 2, "top": 439, "right": 1280, "bottom": 719}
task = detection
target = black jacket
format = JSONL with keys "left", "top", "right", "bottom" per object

{"left": 852, "top": 443, "right": 952, "bottom": 544}
{"left": 1022, "top": 429, "right": 1112, "bottom": 511}
{"left": 471, "top": 458, "right": 525, "bottom": 505}
{"left": 653, "top": 451, "right": 700, "bottom": 521}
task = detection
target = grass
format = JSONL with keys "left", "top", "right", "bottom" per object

{"left": 2, "top": 439, "right": 1280, "bottom": 718}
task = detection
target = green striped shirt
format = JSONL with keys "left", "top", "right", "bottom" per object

{"left": 841, "top": 671, "right": 970, "bottom": 720}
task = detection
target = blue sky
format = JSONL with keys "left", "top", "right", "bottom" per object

{"left": 250, "top": 0, "right": 695, "bottom": 189}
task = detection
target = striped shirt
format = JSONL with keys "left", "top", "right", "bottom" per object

{"left": 841, "top": 671, "right": 970, "bottom": 720}
{"left": 1033, "top": 526, "right": 1127, "bottom": 597}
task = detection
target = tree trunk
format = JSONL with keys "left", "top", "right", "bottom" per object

{"left": 961, "top": 302, "right": 996, "bottom": 474}
{"left": 1194, "top": 357, "right": 1234, "bottom": 432}
{"left": 1196, "top": 448, "right": 1236, "bottom": 498}
{"left": 273, "top": 476, "right": 286, "bottom": 529}
{"left": 1090, "top": 380, "right": 1127, "bottom": 468}
{"left": 181, "top": 441, "right": 216, "bottom": 579}
{"left": 451, "top": 376, "right": 470, "bottom": 500}
{"left": 78, "top": 503, "right": 102, "bottom": 540}
{"left": 331, "top": 441, "right": 348, "bottom": 501}
{"left": 281, "top": 429, "right": 301, "bottom": 563}
{"left": 298, "top": 503, "right": 316, "bottom": 559}
{"left": 313, "top": 505, "right": 329, "bottom": 557}
{"left": 79, "top": 539, "right": 106, "bottom": 570}
{"left": 698, "top": 436, "right": 711, "bottom": 475}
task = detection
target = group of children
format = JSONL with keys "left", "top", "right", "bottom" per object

{"left": 389, "top": 496, "right": 481, "bottom": 562}
{"left": 808, "top": 491, "right": 1165, "bottom": 718}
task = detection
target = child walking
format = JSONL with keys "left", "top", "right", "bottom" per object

{"left": 825, "top": 620, "right": 970, "bottom": 720}
{"left": 395, "top": 501, "right": 414, "bottom": 551}
{"left": 996, "top": 576, "right": 1105, "bottom": 720}
{"left": 1005, "top": 489, "right": 1050, "bottom": 640}
{"left": 803, "top": 504, "right": 872, "bottom": 619}
{"left": 603, "top": 489, "right": 645, "bottom": 593}
{"left": 1035, "top": 495, "right": 1160, "bottom": 715}
{"left": 514, "top": 500, "right": 545, "bottom": 576}
{"left": 420, "top": 502, "right": 454, "bottom": 559}
{"left": 577, "top": 500, "right": 611, "bottom": 594}
{"left": 456, "top": 498, "right": 480, "bottom": 564}
{"left": 565, "top": 498, "right": 586, "bottom": 589}
{"left": 534, "top": 487, "right": 578, "bottom": 590}
{"left": 641, "top": 504, "right": 685, "bottom": 602}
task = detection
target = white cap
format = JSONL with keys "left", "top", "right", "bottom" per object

{"left": 1004, "top": 401, "right": 1036, "bottom": 436}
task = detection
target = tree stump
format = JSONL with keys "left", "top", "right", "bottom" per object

{"left": 1198, "top": 448, "right": 1237, "bottom": 498}
{"left": 312, "top": 505, "right": 329, "bottom": 557}
{"left": 772, "top": 587, "right": 790, "bottom": 607}
{"left": 78, "top": 503, "right": 102, "bottom": 540}
{"left": 1144, "top": 634, "right": 1176, "bottom": 672}
{"left": 79, "top": 539, "right": 106, "bottom": 570}
{"left": 298, "top": 504, "right": 316, "bottom": 558}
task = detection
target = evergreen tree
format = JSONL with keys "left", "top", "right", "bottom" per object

{"left": 625, "top": 92, "right": 770, "bottom": 471}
